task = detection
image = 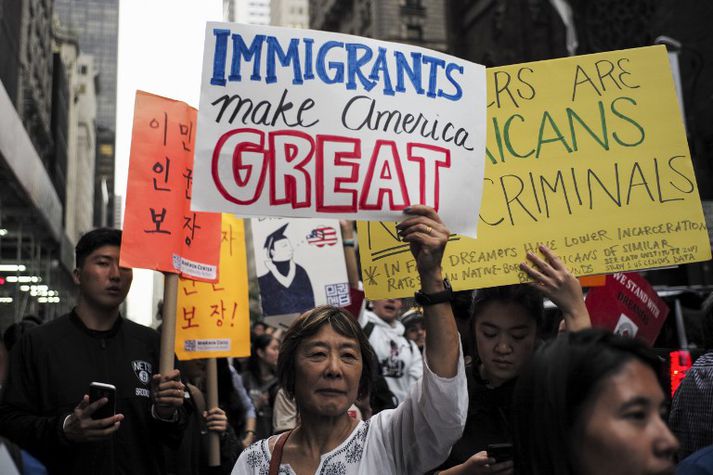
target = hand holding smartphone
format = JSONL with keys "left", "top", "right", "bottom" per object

{"left": 487, "top": 443, "right": 513, "bottom": 463}
{"left": 88, "top": 382, "right": 116, "bottom": 420}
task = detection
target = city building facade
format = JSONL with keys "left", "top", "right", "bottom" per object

{"left": 271, "top": 0, "right": 308, "bottom": 29}
{"left": 54, "top": 26, "right": 97, "bottom": 246}
{"left": 0, "top": 0, "right": 79, "bottom": 327}
{"left": 54, "top": 0, "right": 119, "bottom": 228}
{"left": 223, "top": 0, "right": 238, "bottom": 22}
{"left": 309, "top": 0, "right": 447, "bottom": 51}
{"left": 234, "top": 0, "right": 271, "bottom": 25}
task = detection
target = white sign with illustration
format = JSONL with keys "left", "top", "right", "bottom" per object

{"left": 250, "top": 217, "right": 350, "bottom": 322}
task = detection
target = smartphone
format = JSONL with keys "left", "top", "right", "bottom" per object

{"left": 88, "top": 382, "right": 116, "bottom": 420}
{"left": 487, "top": 443, "right": 513, "bottom": 463}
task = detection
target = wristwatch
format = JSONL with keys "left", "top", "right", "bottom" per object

{"left": 414, "top": 278, "right": 453, "bottom": 306}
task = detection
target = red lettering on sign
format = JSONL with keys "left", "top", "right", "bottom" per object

{"left": 211, "top": 128, "right": 268, "bottom": 205}
{"left": 407, "top": 143, "right": 451, "bottom": 211}
{"left": 316, "top": 135, "right": 361, "bottom": 213}
{"left": 359, "top": 140, "right": 410, "bottom": 211}
{"left": 269, "top": 130, "right": 315, "bottom": 208}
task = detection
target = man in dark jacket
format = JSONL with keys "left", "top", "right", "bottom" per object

{"left": 0, "top": 228, "right": 186, "bottom": 474}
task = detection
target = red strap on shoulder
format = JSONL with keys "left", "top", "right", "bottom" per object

{"left": 268, "top": 430, "right": 292, "bottom": 475}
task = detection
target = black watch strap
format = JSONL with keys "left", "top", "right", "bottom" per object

{"left": 414, "top": 278, "right": 453, "bottom": 306}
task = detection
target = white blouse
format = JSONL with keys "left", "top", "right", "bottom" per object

{"left": 231, "top": 347, "right": 467, "bottom": 474}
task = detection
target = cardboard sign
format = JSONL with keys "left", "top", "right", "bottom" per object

{"left": 176, "top": 215, "right": 250, "bottom": 359}
{"left": 191, "top": 23, "right": 487, "bottom": 237}
{"left": 250, "top": 217, "right": 350, "bottom": 325}
{"left": 585, "top": 272, "right": 669, "bottom": 345}
{"left": 122, "top": 91, "right": 221, "bottom": 281}
{"left": 358, "top": 46, "right": 711, "bottom": 299}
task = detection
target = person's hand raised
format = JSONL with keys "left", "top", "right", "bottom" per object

{"left": 519, "top": 245, "right": 591, "bottom": 331}
{"left": 396, "top": 205, "right": 449, "bottom": 287}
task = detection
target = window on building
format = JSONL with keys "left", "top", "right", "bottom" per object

{"left": 406, "top": 24, "right": 423, "bottom": 41}
{"left": 405, "top": 0, "right": 423, "bottom": 7}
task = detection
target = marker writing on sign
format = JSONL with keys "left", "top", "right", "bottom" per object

{"left": 209, "top": 29, "right": 465, "bottom": 102}
{"left": 210, "top": 128, "right": 451, "bottom": 213}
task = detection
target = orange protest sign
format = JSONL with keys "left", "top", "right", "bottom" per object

{"left": 175, "top": 215, "right": 251, "bottom": 360}
{"left": 121, "top": 91, "right": 221, "bottom": 281}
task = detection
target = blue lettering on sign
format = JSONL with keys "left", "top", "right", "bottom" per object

{"left": 266, "top": 37, "right": 303, "bottom": 85}
{"left": 394, "top": 51, "right": 424, "bottom": 95}
{"left": 316, "top": 41, "right": 345, "bottom": 84}
{"left": 369, "top": 47, "right": 395, "bottom": 96}
{"left": 345, "top": 43, "right": 375, "bottom": 91}
{"left": 209, "top": 28, "right": 465, "bottom": 102}
{"left": 210, "top": 29, "right": 231, "bottom": 86}
{"left": 303, "top": 38, "right": 315, "bottom": 80}
{"left": 228, "top": 33, "right": 265, "bottom": 81}
{"left": 422, "top": 55, "right": 446, "bottom": 98}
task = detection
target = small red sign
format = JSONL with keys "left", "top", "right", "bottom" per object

{"left": 585, "top": 272, "right": 669, "bottom": 346}
{"left": 670, "top": 350, "right": 692, "bottom": 397}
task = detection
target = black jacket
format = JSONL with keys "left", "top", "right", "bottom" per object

{"left": 439, "top": 363, "right": 515, "bottom": 468}
{"left": 0, "top": 310, "right": 184, "bottom": 474}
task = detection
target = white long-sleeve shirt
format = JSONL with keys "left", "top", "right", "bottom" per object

{"left": 232, "top": 346, "right": 467, "bottom": 474}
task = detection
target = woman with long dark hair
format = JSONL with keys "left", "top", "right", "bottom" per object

{"left": 242, "top": 333, "right": 280, "bottom": 440}
{"left": 439, "top": 246, "right": 590, "bottom": 475}
{"left": 511, "top": 329, "right": 678, "bottom": 475}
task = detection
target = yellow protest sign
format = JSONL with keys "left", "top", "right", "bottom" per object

{"left": 176, "top": 215, "right": 251, "bottom": 359}
{"left": 359, "top": 46, "right": 711, "bottom": 300}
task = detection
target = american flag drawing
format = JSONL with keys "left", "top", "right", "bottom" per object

{"left": 306, "top": 226, "right": 338, "bottom": 247}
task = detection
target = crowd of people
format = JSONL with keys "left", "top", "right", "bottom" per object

{"left": 0, "top": 206, "right": 711, "bottom": 474}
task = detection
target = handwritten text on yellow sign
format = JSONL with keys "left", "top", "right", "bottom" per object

{"left": 359, "top": 46, "right": 710, "bottom": 299}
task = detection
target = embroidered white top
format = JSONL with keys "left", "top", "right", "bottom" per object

{"left": 231, "top": 346, "right": 467, "bottom": 474}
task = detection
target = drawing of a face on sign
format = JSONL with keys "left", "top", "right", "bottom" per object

{"left": 270, "top": 234, "right": 293, "bottom": 262}
{"left": 258, "top": 223, "right": 315, "bottom": 316}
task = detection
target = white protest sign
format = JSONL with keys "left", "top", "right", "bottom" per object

{"left": 192, "top": 22, "right": 486, "bottom": 236}
{"left": 250, "top": 217, "right": 350, "bottom": 322}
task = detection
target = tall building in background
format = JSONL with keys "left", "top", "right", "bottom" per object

{"left": 0, "top": 0, "right": 79, "bottom": 326}
{"left": 113, "top": 194, "right": 122, "bottom": 229}
{"left": 235, "top": 0, "right": 271, "bottom": 25}
{"left": 54, "top": 0, "right": 119, "bottom": 228}
{"left": 272, "top": 0, "right": 308, "bottom": 28}
{"left": 223, "top": 0, "right": 237, "bottom": 22}
{"left": 309, "top": 0, "right": 447, "bottom": 51}
{"left": 53, "top": 18, "right": 98, "bottom": 246}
